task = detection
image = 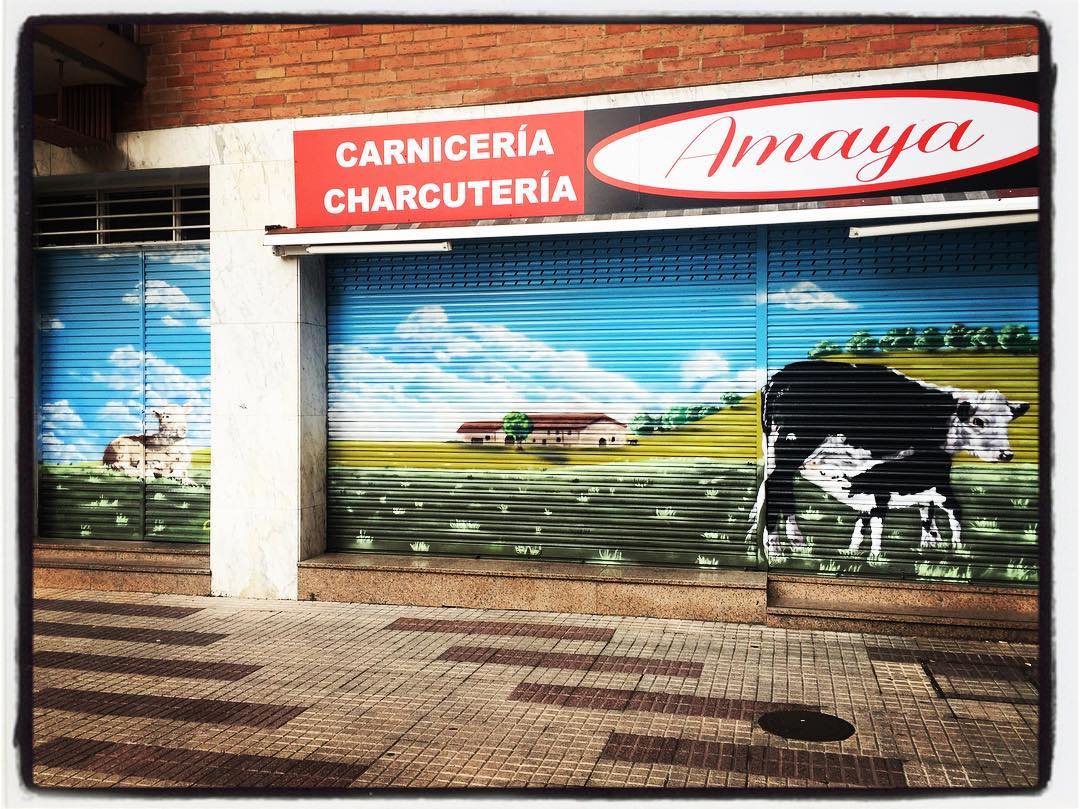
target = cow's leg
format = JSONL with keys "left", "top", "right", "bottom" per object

{"left": 764, "top": 432, "right": 820, "bottom": 560}
{"left": 867, "top": 495, "right": 889, "bottom": 562}
{"left": 919, "top": 503, "right": 942, "bottom": 549}
{"left": 762, "top": 471, "right": 794, "bottom": 561}
{"left": 785, "top": 514, "right": 807, "bottom": 549}
{"left": 845, "top": 514, "right": 868, "bottom": 555}
{"left": 941, "top": 486, "right": 964, "bottom": 554}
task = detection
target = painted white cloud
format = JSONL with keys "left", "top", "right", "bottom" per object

{"left": 331, "top": 306, "right": 656, "bottom": 441}
{"left": 769, "top": 281, "right": 857, "bottom": 311}
{"left": 331, "top": 305, "right": 773, "bottom": 441}
{"left": 41, "top": 317, "right": 64, "bottom": 330}
{"left": 93, "top": 346, "right": 210, "bottom": 443}
{"left": 39, "top": 400, "right": 89, "bottom": 462}
{"left": 123, "top": 279, "right": 201, "bottom": 311}
{"left": 676, "top": 350, "right": 761, "bottom": 406}
{"left": 162, "top": 315, "right": 184, "bottom": 327}
{"left": 682, "top": 350, "right": 730, "bottom": 384}
{"left": 98, "top": 400, "right": 144, "bottom": 434}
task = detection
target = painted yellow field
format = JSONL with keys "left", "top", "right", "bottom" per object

{"left": 329, "top": 352, "right": 1038, "bottom": 470}
{"left": 330, "top": 406, "right": 759, "bottom": 470}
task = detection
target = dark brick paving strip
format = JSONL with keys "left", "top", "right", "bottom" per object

{"left": 601, "top": 732, "right": 907, "bottom": 788}
{"left": 511, "top": 682, "right": 817, "bottom": 718}
{"left": 930, "top": 660, "right": 1037, "bottom": 683}
{"left": 35, "top": 651, "right": 262, "bottom": 682}
{"left": 34, "top": 621, "right": 226, "bottom": 647}
{"left": 923, "top": 664, "right": 1039, "bottom": 706}
{"left": 34, "top": 598, "right": 203, "bottom": 619}
{"left": 866, "top": 646, "right": 1036, "bottom": 667}
{"left": 34, "top": 736, "right": 368, "bottom": 788}
{"left": 386, "top": 617, "right": 615, "bottom": 642}
{"left": 34, "top": 688, "right": 307, "bottom": 729}
{"left": 440, "top": 645, "right": 703, "bottom": 677}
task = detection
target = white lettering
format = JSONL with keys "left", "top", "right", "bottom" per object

{"left": 491, "top": 178, "right": 512, "bottom": 205}
{"left": 552, "top": 175, "right": 577, "bottom": 202}
{"left": 492, "top": 131, "right": 515, "bottom": 159}
{"left": 530, "top": 128, "right": 554, "bottom": 156}
{"left": 335, "top": 142, "right": 358, "bottom": 168}
{"left": 471, "top": 132, "right": 491, "bottom": 160}
{"left": 445, "top": 135, "right": 468, "bottom": 161}
{"left": 418, "top": 183, "right": 440, "bottom": 209}
{"left": 324, "top": 188, "right": 346, "bottom": 214}
{"left": 358, "top": 141, "right": 382, "bottom": 167}
{"left": 383, "top": 139, "right": 406, "bottom": 166}
{"left": 347, "top": 187, "right": 369, "bottom": 213}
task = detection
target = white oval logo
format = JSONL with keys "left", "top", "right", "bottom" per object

{"left": 587, "top": 90, "right": 1038, "bottom": 199}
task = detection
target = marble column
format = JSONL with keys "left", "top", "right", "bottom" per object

{"left": 208, "top": 155, "right": 326, "bottom": 598}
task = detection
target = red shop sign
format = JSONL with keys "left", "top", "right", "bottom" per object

{"left": 293, "top": 111, "right": 584, "bottom": 227}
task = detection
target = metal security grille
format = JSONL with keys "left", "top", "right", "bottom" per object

{"left": 763, "top": 222, "right": 1039, "bottom": 585}
{"left": 33, "top": 185, "right": 210, "bottom": 248}
{"left": 35, "top": 246, "right": 211, "bottom": 543}
{"left": 327, "top": 230, "right": 761, "bottom": 569}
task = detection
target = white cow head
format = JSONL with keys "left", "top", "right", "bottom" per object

{"left": 947, "top": 390, "right": 1029, "bottom": 461}
{"left": 150, "top": 402, "right": 192, "bottom": 440}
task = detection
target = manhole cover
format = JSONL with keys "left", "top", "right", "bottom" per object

{"left": 757, "top": 710, "right": 855, "bottom": 742}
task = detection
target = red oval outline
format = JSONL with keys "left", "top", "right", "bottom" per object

{"left": 585, "top": 89, "right": 1039, "bottom": 199}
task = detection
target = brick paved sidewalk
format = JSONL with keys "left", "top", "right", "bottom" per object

{"left": 28, "top": 588, "right": 1041, "bottom": 790}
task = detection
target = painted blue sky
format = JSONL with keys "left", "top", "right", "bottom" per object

{"left": 328, "top": 269, "right": 1038, "bottom": 442}
{"left": 37, "top": 247, "right": 1038, "bottom": 453}
{"left": 37, "top": 251, "right": 211, "bottom": 463}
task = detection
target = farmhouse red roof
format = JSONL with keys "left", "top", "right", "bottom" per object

{"left": 456, "top": 413, "right": 627, "bottom": 433}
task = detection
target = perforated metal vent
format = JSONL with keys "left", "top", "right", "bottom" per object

{"left": 33, "top": 185, "right": 210, "bottom": 248}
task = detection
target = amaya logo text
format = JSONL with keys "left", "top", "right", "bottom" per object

{"left": 587, "top": 90, "right": 1038, "bottom": 199}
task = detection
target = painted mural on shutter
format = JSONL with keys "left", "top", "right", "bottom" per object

{"left": 326, "top": 223, "right": 1039, "bottom": 584}
{"left": 760, "top": 222, "right": 1038, "bottom": 585}
{"left": 36, "top": 247, "right": 211, "bottom": 542}
{"left": 327, "top": 231, "right": 761, "bottom": 568}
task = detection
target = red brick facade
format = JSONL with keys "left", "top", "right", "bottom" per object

{"left": 119, "top": 22, "right": 1040, "bottom": 131}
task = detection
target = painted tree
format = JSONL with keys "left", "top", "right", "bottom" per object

{"left": 999, "top": 324, "right": 1036, "bottom": 353}
{"left": 661, "top": 405, "right": 690, "bottom": 430}
{"left": 971, "top": 325, "right": 1000, "bottom": 351}
{"left": 502, "top": 411, "right": 533, "bottom": 446}
{"left": 879, "top": 327, "right": 917, "bottom": 352}
{"left": 629, "top": 413, "right": 660, "bottom": 435}
{"left": 721, "top": 391, "right": 743, "bottom": 408}
{"left": 807, "top": 340, "right": 841, "bottom": 358}
{"left": 686, "top": 404, "right": 710, "bottom": 422}
{"left": 945, "top": 323, "right": 973, "bottom": 350}
{"left": 915, "top": 326, "right": 944, "bottom": 351}
{"left": 845, "top": 330, "right": 879, "bottom": 355}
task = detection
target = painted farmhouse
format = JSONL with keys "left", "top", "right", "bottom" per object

{"left": 457, "top": 413, "right": 629, "bottom": 448}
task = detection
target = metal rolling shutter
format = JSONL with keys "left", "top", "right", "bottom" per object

{"left": 327, "top": 230, "right": 761, "bottom": 569}
{"left": 764, "top": 222, "right": 1039, "bottom": 585}
{"left": 36, "top": 247, "right": 211, "bottom": 543}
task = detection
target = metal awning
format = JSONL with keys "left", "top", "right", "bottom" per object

{"left": 263, "top": 188, "right": 1038, "bottom": 255}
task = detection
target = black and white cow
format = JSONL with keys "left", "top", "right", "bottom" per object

{"left": 746, "top": 360, "right": 1029, "bottom": 561}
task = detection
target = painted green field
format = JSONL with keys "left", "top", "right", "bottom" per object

{"left": 773, "top": 463, "right": 1039, "bottom": 583}
{"left": 329, "top": 458, "right": 763, "bottom": 569}
{"left": 37, "top": 464, "right": 210, "bottom": 543}
{"left": 328, "top": 456, "right": 1038, "bottom": 582}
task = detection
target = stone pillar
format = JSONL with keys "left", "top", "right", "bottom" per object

{"left": 299, "top": 255, "right": 327, "bottom": 565}
{"left": 208, "top": 155, "right": 326, "bottom": 599}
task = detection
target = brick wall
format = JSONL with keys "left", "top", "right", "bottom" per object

{"left": 118, "top": 22, "right": 1040, "bottom": 131}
